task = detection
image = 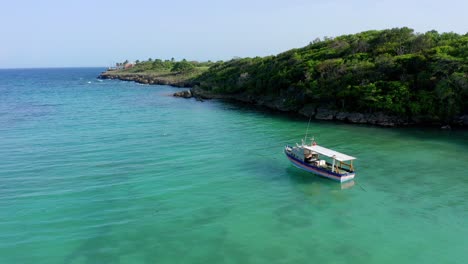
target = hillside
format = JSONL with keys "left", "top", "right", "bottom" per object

{"left": 100, "top": 28, "right": 468, "bottom": 126}
{"left": 99, "top": 59, "right": 210, "bottom": 87}
{"left": 194, "top": 27, "right": 467, "bottom": 126}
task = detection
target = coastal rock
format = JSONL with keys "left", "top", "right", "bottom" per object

{"left": 367, "top": 112, "right": 400, "bottom": 126}
{"left": 235, "top": 94, "right": 255, "bottom": 103}
{"left": 333, "top": 111, "right": 402, "bottom": 126}
{"left": 251, "top": 96, "right": 293, "bottom": 112}
{"left": 335, "top": 112, "right": 370, "bottom": 124}
{"left": 190, "top": 86, "right": 241, "bottom": 100}
{"left": 347, "top": 113, "right": 367, "bottom": 124}
{"left": 315, "top": 107, "right": 336, "bottom": 120}
{"left": 299, "top": 104, "right": 317, "bottom": 117}
{"left": 456, "top": 115, "right": 468, "bottom": 126}
{"left": 191, "top": 87, "right": 218, "bottom": 99}
{"left": 173, "top": 90, "right": 192, "bottom": 98}
{"left": 335, "top": 112, "right": 350, "bottom": 121}
{"left": 262, "top": 98, "right": 293, "bottom": 112}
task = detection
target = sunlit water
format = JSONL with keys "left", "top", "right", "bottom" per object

{"left": 0, "top": 68, "right": 467, "bottom": 263}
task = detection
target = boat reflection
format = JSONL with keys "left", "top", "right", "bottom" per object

{"left": 340, "top": 180, "right": 355, "bottom": 190}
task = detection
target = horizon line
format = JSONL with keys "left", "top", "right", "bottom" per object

{"left": 0, "top": 66, "right": 108, "bottom": 70}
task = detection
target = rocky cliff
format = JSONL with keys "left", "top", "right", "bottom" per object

{"left": 190, "top": 87, "right": 410, "bottom": 127}
{"left": 98, "top": 71, "right": 196, "bottom": 87}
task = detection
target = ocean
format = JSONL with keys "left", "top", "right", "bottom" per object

{"left": 1, "top": 68, "right": 467, "bottom": 263}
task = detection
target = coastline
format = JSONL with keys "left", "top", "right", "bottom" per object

{"left": 98, "top": 71, "right": 468, "bottom": 128}
{"left": 190, "top": 87, "right": 409, "bottom": 127}
{"left": 98, "top": 71, "right": 197, "bottom": 88}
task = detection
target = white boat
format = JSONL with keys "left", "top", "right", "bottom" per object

{"left": 284, "top": 139, "right": 356, "bottom": 182}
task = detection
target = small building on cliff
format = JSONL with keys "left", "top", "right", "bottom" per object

{"left": 124, "top": 63, "right": 135, "bottom": 69}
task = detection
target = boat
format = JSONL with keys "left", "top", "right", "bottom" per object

{"left": 284, "top": 139, "right": 356, "bottom": 182}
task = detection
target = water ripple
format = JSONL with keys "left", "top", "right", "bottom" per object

{"left": 1, "top": 68, "right": 468, "bottom": 263}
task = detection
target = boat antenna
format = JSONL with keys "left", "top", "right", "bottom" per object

{"left": 304, "top": 115, "right": 312, "bottom": 142}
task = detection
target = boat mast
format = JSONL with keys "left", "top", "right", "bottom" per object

{"left": 304, "top": 116, "right": 312, "bottom": 143}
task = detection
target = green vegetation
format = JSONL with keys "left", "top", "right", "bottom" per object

{"left": 105, "top": 58, "right": 213, "bottom": 84}
{"left": 120, "top": 58, "right": 213, "bottom": 74}
{"left": 106, "top": 28, "right": 467, "bottom": 124}
{"left": 196, "top": 28, "right": 467, "bottom": 123}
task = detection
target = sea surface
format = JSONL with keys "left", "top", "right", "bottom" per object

{"left": 0, "top": 68, "right": 467, "bottom": 264}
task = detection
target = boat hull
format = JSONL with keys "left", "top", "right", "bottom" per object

{"left": 285, "top": 150, "right": 355, "bottom": 182}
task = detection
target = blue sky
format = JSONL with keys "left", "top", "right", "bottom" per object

{"left": 1, "top": 0, "right": 467, "bottom": 68}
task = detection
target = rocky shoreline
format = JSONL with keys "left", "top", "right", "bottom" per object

{"left": 187, "top": 87, "right": 468, "bottom": 128}
{"left": 98, "top": 71, "right": 196, "bottom": 88}
{"left": 189, "top": 87, "right": 407, "bottom": 127}
{"left": 98, "top": 71, "right": 467, "bottom": 128}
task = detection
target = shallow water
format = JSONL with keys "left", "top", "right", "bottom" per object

{"left": 1, "top": 68, "right": 467, "bottom": 263}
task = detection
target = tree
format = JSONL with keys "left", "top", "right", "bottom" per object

{"left": 171, "top": 60, "right": 195, "bottom": 73}
{"left": 152, "top": 59, "right": 167, "bottom": 70}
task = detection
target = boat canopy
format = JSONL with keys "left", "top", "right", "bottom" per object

{"left": 303, "top": 145, "right": 356, "bottom": 162}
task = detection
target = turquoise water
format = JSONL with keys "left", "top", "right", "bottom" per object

{"left": 1, "top": 68, "right": 467, "bottom": 263}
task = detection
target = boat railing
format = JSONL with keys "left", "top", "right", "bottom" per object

{"left": 325, "top": 161, "right": 354, "bottom": 173}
